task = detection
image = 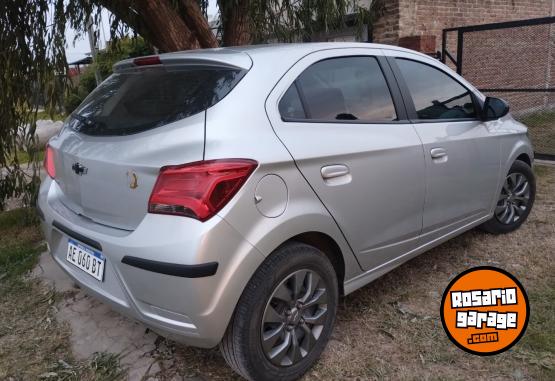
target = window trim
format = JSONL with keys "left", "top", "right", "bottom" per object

{"left": 387, "top": 56, "right": 483, "bottom": 123}
{"left": 278, "top": 117, "right": 410, "bottom": 125}
{"left": 294, "top": 79, "right": 312, "bottom": 119}
{"left": 278, "top": 55, "right": 408, "bottom": 124}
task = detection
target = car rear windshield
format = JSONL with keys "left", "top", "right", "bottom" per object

{"left": 68, "top": 65, "right": 245, "bottom": 136}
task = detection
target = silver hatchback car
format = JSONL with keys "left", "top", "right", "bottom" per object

{"left": 38, "top": 43, "right": 535, "bottom": 380}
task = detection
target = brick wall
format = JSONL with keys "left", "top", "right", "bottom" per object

{"left": 373, "top": 0, "right": 554, "bottom": 51}
{"left": 463, "top": 24, "right": 554, "bottom": 111}
{"left": 372, "top": 1, "right": 401, "bottom": 45}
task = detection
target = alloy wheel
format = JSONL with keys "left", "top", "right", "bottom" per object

{"left": 261, "top": 269, "right": 328, "bottom": 367}
{"left": 495, "top": 172, "right": 531, "bottom": 225}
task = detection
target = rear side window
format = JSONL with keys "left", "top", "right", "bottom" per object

{"left": 279, "top": 56, "right": 397, "bottom": 122}
{"left": 69, "top": 66, "right": 245, "bottom": 136}
{"left": 395, "top": 58, "right": 477, "bottom": 120}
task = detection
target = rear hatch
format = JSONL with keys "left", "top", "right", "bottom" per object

{"left": 50, "top": 52, "right": 250, "bottom": 230}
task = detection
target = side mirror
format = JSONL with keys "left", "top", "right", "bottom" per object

{"left": 482, "top": 96, "right": 509, "bottom": 121}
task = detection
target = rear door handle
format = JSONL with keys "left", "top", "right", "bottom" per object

{"left": 430, "top": 148, "right": 447, "bottom": 159}
{"left": 321, "top": 164, "right": 350, "bottom": 180}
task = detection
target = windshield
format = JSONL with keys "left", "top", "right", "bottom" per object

{"left": 68, "top": 65, "right": 245, "bottom": 136}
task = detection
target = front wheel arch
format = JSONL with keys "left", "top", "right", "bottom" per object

{"left": 516, "top": 153, "right": 531, "bottom": 167}
{"left": 481, "top": 159, "right": 535, "bottom": 234}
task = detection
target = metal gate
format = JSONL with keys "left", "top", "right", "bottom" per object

{"left": 442, "top": 17, "right": 555, "bottom": 160}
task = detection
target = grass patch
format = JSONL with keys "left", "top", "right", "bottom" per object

{"left": 0, "top": 207, "right": 38, "bottom": 229}
{"left": 9, "top": 146, "right": 45, "bottom": 165}
{"left": 520, "top": 110, "right": 555, "bottom": 128}
{"left": 516, "top": 281, "right": 555, "bottom": 373}
{"left": 39, "top": 352, "right": 126, "bottom": 381}
{"left": 534, "top": 164, "right": 551, "bottom": 178}
{"left": 0, "top": 208, "right": 125, "bottom": 380}
{"left": 17, "top": 146, "right": 45, "bottom": 164}
{"left": 526, "top": 288, "right": 555, "bottom": 351}
{"left": 518, "top": 111, "right": 555, "bottom": 157}
{"left": 0, "top": 208, "right": 44, "bottom": 278}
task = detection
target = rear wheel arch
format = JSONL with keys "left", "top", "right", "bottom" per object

{"left": 287, "top": 232, "right": 345, "bottom": 296}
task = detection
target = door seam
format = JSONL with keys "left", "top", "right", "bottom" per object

{"left": 382, "top": 51, "right": 427, "bottom": 238}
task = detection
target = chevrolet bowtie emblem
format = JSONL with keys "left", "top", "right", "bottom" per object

{"left": 71, "top": 162, "right": 88, "bottom": 175}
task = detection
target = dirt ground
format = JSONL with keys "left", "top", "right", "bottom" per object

{"left": 0, "top": 165, "right": 553, "bottom": 380}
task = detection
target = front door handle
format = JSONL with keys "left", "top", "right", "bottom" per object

{"left": 430, "top": 148, "right": 448, "bottom": 159}
{"left": 321, "top": 164, "right": 350, "bottom": 180}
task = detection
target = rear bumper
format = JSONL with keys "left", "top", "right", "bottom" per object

{"left": 38, "top": 177, "right": 265, "bottom": 348}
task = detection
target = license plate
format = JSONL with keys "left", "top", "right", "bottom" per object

{"left": 66, "top": 238, "right": 105, "bottom": 281}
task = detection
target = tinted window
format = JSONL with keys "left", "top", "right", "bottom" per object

{"left": 280, "top": 57, "right": 397, "bottom": 122}
{"left": 69, "top": 66, "right": 245, "bottom": 136}
{"left": 279, "top": 84, "right": 306, "bottom": 119}
{"left": 396, "top": 58, "right": 477, "bottom": 120}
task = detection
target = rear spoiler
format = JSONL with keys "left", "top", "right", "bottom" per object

{"left": 113, "top": 49, "right": 253, "bottom": 72}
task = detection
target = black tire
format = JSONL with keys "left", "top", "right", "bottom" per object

{"left": 480, "top": 160, "right": 535, "bottom": 234}
{"left": 220, "top": 242, "right": 338, "bottom": 381}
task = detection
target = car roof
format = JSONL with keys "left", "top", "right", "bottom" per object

{"left": 114, "top": 42, "right": 429, "bottom": 72}
{"left": 229, "top": 42, "right": 424, "bottom": 56}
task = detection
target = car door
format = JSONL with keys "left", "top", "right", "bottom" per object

{"left": 384, "top": 50, "right": 500, "bottom": 242}
{"left": 265, "top": 48, "right": 426, "bottom": 271}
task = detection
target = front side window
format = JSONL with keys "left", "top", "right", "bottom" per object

{"left": 279, "top": 56, "right": 397, "bottom": 122}
{"left": 396, "top": 58, "right": 477, "bottom": 120}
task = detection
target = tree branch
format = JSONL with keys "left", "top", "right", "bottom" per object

{"left": 134, "top": 0, "right": 200, "bottom": 51}
{"left": 180, "top": 0, "right": 218, "bottom": 48}
{"left": 96, "top": 0, "right": 152, "bottom": 42}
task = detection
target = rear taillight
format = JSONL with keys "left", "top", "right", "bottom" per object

{"left": 44, "top": 145, "right": 56, "bottom": 178}
{"left": 148, "top": 159, "right": 258, "bottom": 221}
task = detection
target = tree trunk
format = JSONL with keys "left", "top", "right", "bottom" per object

{"left": 219, "top": 0, "right": 251, "bottom": 46}
{"left": 134, "top": 0, "right": 198, "bottom": 52}
{"left": 180, "top": 0, "right": 218, "bottom": 48}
